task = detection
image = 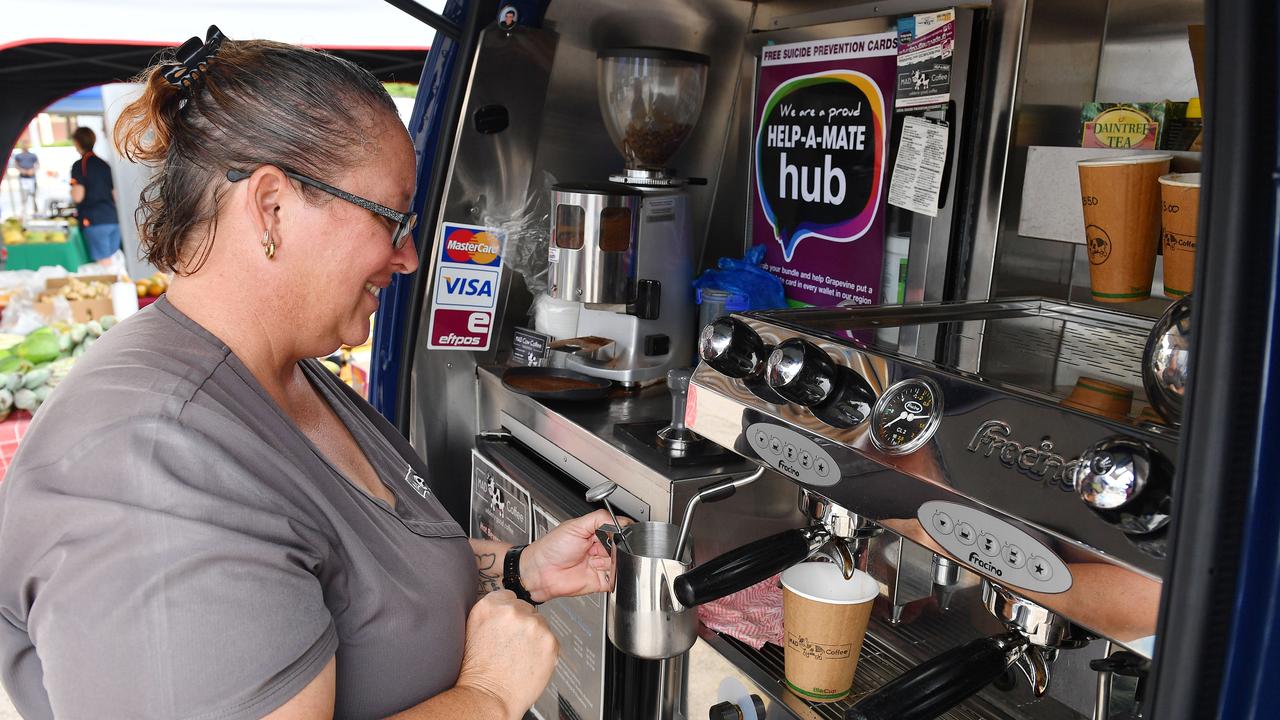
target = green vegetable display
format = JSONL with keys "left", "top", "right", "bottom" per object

{"left": 0, "top": 317, "right": 119, "bottom": 416}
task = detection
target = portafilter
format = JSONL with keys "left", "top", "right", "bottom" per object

{"left": 847, "top": 581, "right": 1089, "bottom": 720}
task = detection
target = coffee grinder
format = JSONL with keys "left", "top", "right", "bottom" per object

{"left": 548, "top": 47, "right": 709, "bottom": 386}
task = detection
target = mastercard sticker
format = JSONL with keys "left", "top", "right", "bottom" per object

{"left": 440, "top": 223, "right": 503, "bottom": 267}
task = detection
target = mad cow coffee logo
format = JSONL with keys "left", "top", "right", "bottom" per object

{"left": 755, "top": 70, "right": 887, "bottom": 262}
{"left": 1086, "top": 224, "right": 1112, "bottom": 265}
{"left": 786, "top": 632, "right": 852, "bottom": 661}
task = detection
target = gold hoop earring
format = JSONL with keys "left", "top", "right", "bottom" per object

{"left": 262, "top": 229, "right": 276, "bottom": 259}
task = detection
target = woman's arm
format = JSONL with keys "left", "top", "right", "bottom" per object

{"left": 265, "top": 657, "right": 512, "bottom": 720}
{"left": 468, "top": 509, "right": 616, "bottom": 603}
{"left": 266, "top": 591, "right": 556, "bottom": 720}
{"left": 470, "top": 538, "right": 511, "bottom": 596}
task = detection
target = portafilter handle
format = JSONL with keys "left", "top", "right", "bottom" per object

{"left": 673, "top": 525, "right": 831, "bottom": 608}
{"left": 846, "top": 632, "right": 1028, "bottom": 720}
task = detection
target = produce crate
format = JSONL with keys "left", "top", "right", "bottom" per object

{"left": 34, "top": 274, "right": 118, "bottom": 322}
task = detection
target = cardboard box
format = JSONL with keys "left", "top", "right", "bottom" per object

{"left": 35, "top": 274, "right": 119, "bottom": 322}
{"left": 1080, "top": 102, "right": 1165, "bottom": 150}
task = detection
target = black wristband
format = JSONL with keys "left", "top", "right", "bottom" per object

{"left": 502, "top": 544, "right": 542, "bottom": 605}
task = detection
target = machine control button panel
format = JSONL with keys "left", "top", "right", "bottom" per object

{"left": 746, "top": 422, "right": 838, "bottom": 487}
{"left": 918, "top": 500, "right": 1072, "bottom": 594}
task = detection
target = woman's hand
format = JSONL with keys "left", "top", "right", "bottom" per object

{"left": 521, "top": 509, "right": 619, "bottom": 602}
{"left": 455, "top": 590, "right": 558, "bottom": 720}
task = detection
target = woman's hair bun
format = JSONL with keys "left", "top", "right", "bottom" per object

{"left": 113, "top": 64, "right": 187, "bottom": 164}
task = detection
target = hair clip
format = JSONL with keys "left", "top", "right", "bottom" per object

{"left": 162, "top": 25, "right": 226, "bottom": 96}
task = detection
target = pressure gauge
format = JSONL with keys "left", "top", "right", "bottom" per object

{"left": 870, "top": 377, "right": 944, "bottom": 455}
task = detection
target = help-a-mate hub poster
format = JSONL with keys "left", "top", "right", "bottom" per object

{"left": 751, "top": 33, "right": 897, "bottom": 307}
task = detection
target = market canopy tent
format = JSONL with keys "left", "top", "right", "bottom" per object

{"left": 0, "top": 0, "right": 443, "bottom": 155}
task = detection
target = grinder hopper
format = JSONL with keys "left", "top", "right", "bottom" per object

{"left": 597, "top": 47, "right": 709, "bottom": 173}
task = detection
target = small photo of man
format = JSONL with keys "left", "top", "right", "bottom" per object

{"left": 499, "top": 5, "right": 518, "bottom": 29}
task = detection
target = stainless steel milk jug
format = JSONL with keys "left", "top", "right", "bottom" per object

{"left": 596, "top": 522, "right": 696, "bottom": 660}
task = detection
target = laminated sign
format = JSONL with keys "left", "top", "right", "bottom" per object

{"left": 427, "top": 223, "right": 503, "bottom": 350}
{"left": 750, "top": 32, "right": 897, "bottom": 307}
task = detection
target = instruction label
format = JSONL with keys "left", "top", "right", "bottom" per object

{"left": 888, "top": 116, "right": 949, "bottom": 217}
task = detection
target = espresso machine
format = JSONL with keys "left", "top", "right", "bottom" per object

{"left": 548, "top": 47, "right": 709, "bottom": 385}
{"left": 687, "top": 300, "right": 1175, "bottom": 719}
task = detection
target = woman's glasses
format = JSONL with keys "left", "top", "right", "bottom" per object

{"left": 226, "top": 167, "right": 417, "bottom": 249}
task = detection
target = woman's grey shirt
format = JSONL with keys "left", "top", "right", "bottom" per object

{"left": 0, "top": 297, "right": 475, "bottom": 719}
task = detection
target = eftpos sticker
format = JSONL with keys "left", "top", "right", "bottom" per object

{"left": 428, "top": 308, "right": 494, "bottom": 349}
{"left": 428, "top": 223, "right": 504, "bottom": 351}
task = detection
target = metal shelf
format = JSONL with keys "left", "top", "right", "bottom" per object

{"left": 1017, "top": 146, "right": 1201, "bottom": 246}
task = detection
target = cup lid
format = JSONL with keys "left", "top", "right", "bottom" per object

{"left": 1159, "top": 172, "right": 1201, "bottom": 187}
{"left": 1078, "top": 153, "right": 1175, "bottom": 167}
{"left": 781, "top": 562, "right": 880, "bottom": 604}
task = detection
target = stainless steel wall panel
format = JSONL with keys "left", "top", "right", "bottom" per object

{"left": 1094, "top": 0, "right": 1205, "bottom": 103}
{"left": 982, "top": 0, "right": 1108, "bottom": 304}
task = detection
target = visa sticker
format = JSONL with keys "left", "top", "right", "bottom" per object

{"left": 434, "top": 265, "right": 501, "bottom": 309}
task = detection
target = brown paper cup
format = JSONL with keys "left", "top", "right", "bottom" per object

{"left": 1060, "top": 376, "right": 1134, "bottom": 420}
{"left": 1159, "top": 173, "right": 1200, "bottom": 297}
{"left": 781, "top": 563, "right": 880, "bottom": 703}
{"left": 1078, "top": 154, "right": 1172, "bottom": 303}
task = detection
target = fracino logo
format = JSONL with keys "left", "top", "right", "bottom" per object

{"left": 966, "top": 420, "right": 1083, "bottom": 492}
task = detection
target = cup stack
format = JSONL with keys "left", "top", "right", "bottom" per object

{"left": 1158, "top": 173, "right": 1201, "bottom": 298}
{"left": 1061, "top": 376, "right": 1134, "bottom": 420}
{"left": 1077, "top": 154, "right": 1172, "bottom": 303}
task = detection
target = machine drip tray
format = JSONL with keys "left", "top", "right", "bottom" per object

{"left": 710, "top": 613, "right": 1083, "bottom": 720}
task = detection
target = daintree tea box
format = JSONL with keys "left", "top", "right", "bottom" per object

{"left": 1080, "top": 103, "right": 1165, "bottom": 150}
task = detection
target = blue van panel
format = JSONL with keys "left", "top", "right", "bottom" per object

{"left": 368, "top": 0, "right": 469, "bottom": 422}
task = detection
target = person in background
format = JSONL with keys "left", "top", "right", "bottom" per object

{"left": 69, "top": 126, "right": 121, "bottom": 259}
{"left": 10, "top": 141, "right": 39, "bottom": 217}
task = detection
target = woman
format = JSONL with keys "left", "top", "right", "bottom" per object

{"left": 69, "top": 126, "right": 122, "bottom": 260}
{"left": 0, "top": 29, "right": 613, "bottom": 720}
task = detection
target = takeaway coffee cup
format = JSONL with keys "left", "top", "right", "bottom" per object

{"left": 781, "top": 562, "right": 880, "bottom": 703}
{"left": 1078, "top": 154, "right": 1172, "bottom": 303}
{"left": 1158, "top": 173, "right": 1201, "bottom": 298}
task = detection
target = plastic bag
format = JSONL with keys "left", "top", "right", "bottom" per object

{"left": 75, "top": 250, "right": 128, "bottom": 278}
{"left": 0, "top": 294, "right": 62, "bottom": 335}
{"left": 531, "top": 293, "right": 581, "bottom": 340}
{"left": 691, "top": 245, "right": 786, "bottom": 311}
{"left": 481, "top": 172, "right": 554, "bottom": 297}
